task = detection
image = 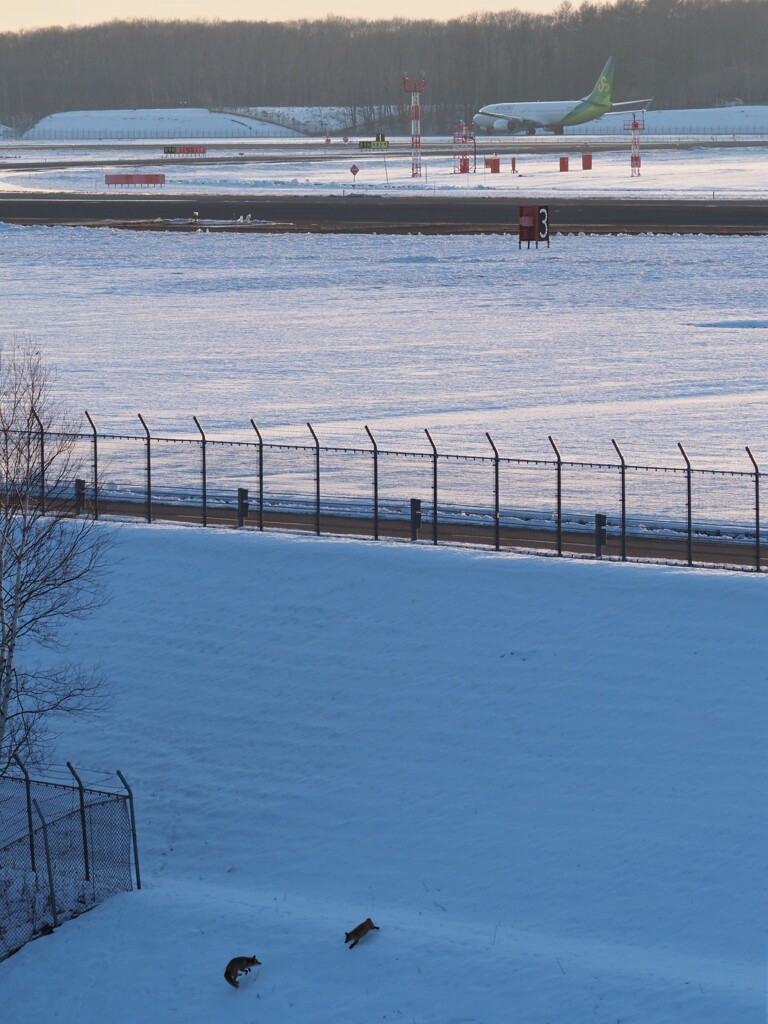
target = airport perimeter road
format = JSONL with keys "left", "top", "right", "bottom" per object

{"left": 92, "top": 497, "right": 763, "bottom": 571}
{"left": 1, "top": 193, "right": 767, "bottom": 234}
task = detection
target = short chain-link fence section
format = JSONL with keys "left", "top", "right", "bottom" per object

{"left": 0, "top": 761, "right": 139, "bottom": 961}
{"left": 23, "top": 420, "right": 768, "bottom": 570}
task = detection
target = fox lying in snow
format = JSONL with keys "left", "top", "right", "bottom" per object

{"left": 344, "top": 918, "right": 380, "bottom": 949}
{"left": 224, "top": 955, "right": 261, "bottom": 988}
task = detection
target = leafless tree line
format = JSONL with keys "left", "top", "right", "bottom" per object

{"left": 0, "top": 0, "right": 765, "bottom": 132}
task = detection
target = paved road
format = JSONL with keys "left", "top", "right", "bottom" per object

{"left": 97, "top": 498, "right": 763, "bottom": 572}
{"left": 1, "top": 193, "right": 767, "bottom": 234}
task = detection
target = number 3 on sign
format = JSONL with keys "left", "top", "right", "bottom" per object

{"left": 538, "top": 206, "right": 549, "bottom": 243}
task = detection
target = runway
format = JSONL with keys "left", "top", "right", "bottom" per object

{"left": 1, "top": 192, "right": 767, "bottom": 233}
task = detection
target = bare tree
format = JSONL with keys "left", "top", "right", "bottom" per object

{"left": 0, "top": 344, "right": 110, "bottom": 772}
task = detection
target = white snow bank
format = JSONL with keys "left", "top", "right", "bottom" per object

{"left": 566, "top": 104, "right": 768, "bottom": 136}
{"left": 23, "top": 108, "right": 303, "bottom": 141}
{"left": 1, "top": 523, "right": 766, "bottom": 1022}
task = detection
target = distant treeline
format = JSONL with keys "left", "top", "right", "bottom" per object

{"left": 1, "top": 0, "right": 765, "bottom": 131}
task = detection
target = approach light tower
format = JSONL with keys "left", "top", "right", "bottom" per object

{"left": 624, "top": 112, "right": 645, "bottom": 177}
{"left": 453, "top": 121, "right": 476, "bottom": 174}
{"left": 403, "top": 73, "right": 426, "bottom": 177}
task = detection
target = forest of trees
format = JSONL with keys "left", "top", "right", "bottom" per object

{"left": 0, "top": 0, "right": 765, "bottom": 132}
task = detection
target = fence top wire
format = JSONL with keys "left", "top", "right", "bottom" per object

{"left": 32, "top": 427, "right": 760, "bottom": 479}
{"left": 2, "top": 762, "right": 128, "bottom": 799}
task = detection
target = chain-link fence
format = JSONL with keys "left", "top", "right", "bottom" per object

{"left": 48, "top": 417, "right": 765, "bottom": 571}
{"left": 0, "top": 760, "right": 139, "bottom": 961}
{"left": 11, "top": 417, "right": 767, "bottom": 570}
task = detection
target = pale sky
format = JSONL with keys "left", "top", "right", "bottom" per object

{"left": 1, "top": 0, "right": 562, "bottom": 33}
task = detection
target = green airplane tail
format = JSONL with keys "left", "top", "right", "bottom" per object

{"left": 585, "top": 57, "right": 615, "bottom": 109}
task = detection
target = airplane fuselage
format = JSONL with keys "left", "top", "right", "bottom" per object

{"left": 473, "top": 98, "right": 608, "bottom": 134}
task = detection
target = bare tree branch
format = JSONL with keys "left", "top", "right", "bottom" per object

{"left": 0, "top": 341, "right": 111, "bottom": 772}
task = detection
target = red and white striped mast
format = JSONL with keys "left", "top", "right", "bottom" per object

{"left": 623, "top": 111, "right": 645, "bottom": 177}
{"left": 403, "top": 73, "right": 426, "bottom": 177}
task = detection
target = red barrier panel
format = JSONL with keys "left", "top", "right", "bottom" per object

{"left": 582, "top": 153, "right": 593, "bottom": 170}
{"left": 559, "top": 157, "right": 569, "bottom": 172}
{"left": 105, "top": 173, "right": 166, "bottom": 186}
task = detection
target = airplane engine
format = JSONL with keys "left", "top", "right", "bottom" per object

{"left": 493, "top": 119, "right": 510, "bottom": 132}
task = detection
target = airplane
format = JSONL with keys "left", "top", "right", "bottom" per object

{"left": 472, "top": 57, "right": 651, "bottom": 135}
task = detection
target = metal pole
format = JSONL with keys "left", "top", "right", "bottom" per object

{"left": 425, "top": 429, "right": 438, "bottom": 545}
{"left": 365, "top": 425, "right": 379, "bottom": 540}
{"left": 66, "top": 761, "right": 90, "bottom": 882}
{"left": 486, "top": 432, "right": 500, "bottom": 552}
{"left": 678, "top": 442, "right": 693, "bottom": 566}
{"left": 548, "top": 435, "right": 562, "bottom": 556}
{"left": 84, "top": 410, "right": 99, "bottom": 520}
{"left": 250, "top": 421, "right": 264, "bottom": 531}
{"left": 611, "top": 439, "right": 627, "bottom": 561}
{"left": 746, "top": 446, "right": 760, "bottom": 572}
{"left": 32, "top": 799, "right": 59, "bottom": 927}
{"left": 307, "top": 422, "right": 320, "bottom": 536}
{"left": 12, "top": 753, "right": 35, "bottom": 873}
{"left": 31, "top": 407, "right": 45, "bottom": 515}
{"left": 193, "top": 416, "right": 207, "bottom": 527}
{"left": 138, "top": 414, "right": 152, "bottom": 524}
{"left": 115, "top": 770, "right": 141, "bottom": 890}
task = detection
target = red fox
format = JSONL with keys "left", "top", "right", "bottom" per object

{"left": 224, "top": 955, "right": 261, "bottom": 988}
{"left": 344, "top": 918, "right": 380, "bottom": 949}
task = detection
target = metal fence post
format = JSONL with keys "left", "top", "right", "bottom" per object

{"left": 611, "top": 438, "right": 627, "bottom": 561}
{"left": 424, "top": 429, "right": 438, "bottom": 545}
{"left": 138, "top": 414, "right": 152, "bottom": 524}
{"left": 548, "top": 435, "right": 562, "bottom": 556}
{"left": 365, "top": 425, "right": 379, "bottom": 540}
{"left": 678, "top": 442, "right": 693, "bottom": 566}
{"left": 193, "top": 416, "right": 207, "bottom": 527}
{"left": 31, "top": 407, "right": 45, "bottom": 515}
{"left": 66, "top": 761, "right": 90, "bottom": 882}
{"left": 746, "top": 446, "right": 760, "bottom": 572}
{"left": 115, "top": 770, "right": 141, "bottom": 891}
{"left": 85, "top": 410, "right": 99, "bottom": 520}
{"left": 12, "top": 753, "right": 36, "bottom": 873}
{"left": 32, "top": 799, "right": 59, "bottom": 927}
{"left": 307, "top": 422, "right": 321, "bottom": 536}
{"left": 486, "top": 432, "right": 500, "bottom": 552}
{"left": 250, "top": 421, "right": 264, "bottom": 531}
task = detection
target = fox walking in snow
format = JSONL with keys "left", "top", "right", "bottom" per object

{"left": 224, "top": 955, "right": 261, "bottom": 988}
{"left": 344, "top": 918, "right": 380, "bottom": 949}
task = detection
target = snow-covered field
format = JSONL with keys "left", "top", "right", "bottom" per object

{"left": 0, "top": 224, "right": 764, "bottom": 472}
{"left": 0, "top": 104, "right": 767, "bottom": 1024}
{"left": 3, "top": 524, "right": 767, "bottom": 1023}
{"left": 2, "top": 142, "right": 768, "bottom": 200}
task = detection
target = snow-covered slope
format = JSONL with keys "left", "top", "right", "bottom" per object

{"left": 568, "top": 104, "right": 768, "bottom": 136}
{"left": 16, "top": 103, "right": 768, "bottom": 141}
{"left": 2, "top": 523, "right": 766, "bottom": 1022}
{"left": 23, "top": 108, "right": 303, "bottom": 140}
